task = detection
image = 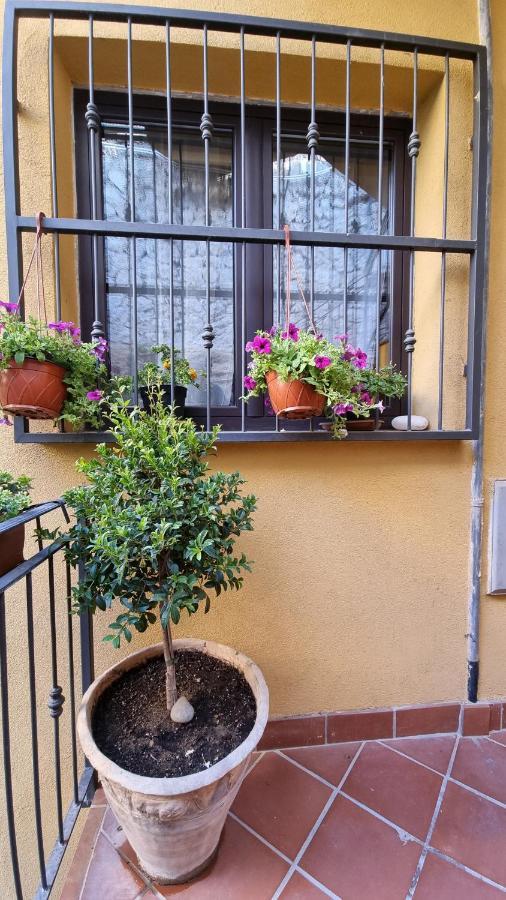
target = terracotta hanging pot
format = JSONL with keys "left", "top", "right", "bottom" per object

{"left": 0, "top": 523, "right": 25, "bottom": 577}
{"left": 0, "top": 358, "right": 67, "bottom": 419}
{"left": 266, "top": 370, "right": 325, "bottom": 419}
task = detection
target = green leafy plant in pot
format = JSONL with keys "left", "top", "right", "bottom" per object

{"left": 138, "top": 344, "right": 202, "bottom": 415}
{"left": 61, "top": 385, "right": 267, "bottom": 884}
{"left": 0, "top": 471, "right": 32, "bottom": 577}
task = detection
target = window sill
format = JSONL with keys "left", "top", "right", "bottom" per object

{"left": 12, "top": 418, "right": 475, "bottom": 443}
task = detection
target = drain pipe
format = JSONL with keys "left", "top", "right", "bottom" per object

{"left": 467, "top": 0, "right": 493, "bottom": 702}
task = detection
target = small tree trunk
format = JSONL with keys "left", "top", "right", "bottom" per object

{"left": 161, "top": 621, "right": 178, "bottom": 712}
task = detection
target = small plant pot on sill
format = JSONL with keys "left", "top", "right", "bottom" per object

{"left": 0, "top": 358, "right": 67, "bottom": 419}
{"left": 77, "top": 638, "right": 268, "bottom": 885}
{"left": 140, "top": 384, "right": 187, "bottom": 415}
{"left": 265, "top": 371, "right": 325, "bottom": 419}
{"left": 0, "top": 523, "right": 25, "bottom": 577}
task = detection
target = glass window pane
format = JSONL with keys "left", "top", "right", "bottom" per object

{"left": 273, "top": 134, "right": 393, "bottom": 367}
{"left": 101, "top": 122, "right": 234, "bottom": 406}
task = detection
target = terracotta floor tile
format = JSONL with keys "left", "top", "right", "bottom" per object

{"left": 91, "top": 786, "right": 107, "bottom": 806}
{"left": 101, "top": 806, "right": 138, "bottom": 865}
{"left": 155, "top": 817, "right": 288, "bottom": 898}
{"left": 382, "top": 735, "right": 456, "bottom": 775}
{"left": 59, "top": 806, "right": 105, "bottom": 900}
{"left": 232, "top": 751, "right": 332, "bottom": 858}
{"left": 452, "top": 737, "right": 506, "bottom": 804}
{"left": 342, "top": 741, "right": 442, "bottom": 840}
{"left": 80, "top": 832, "right": 145, "bottom": 900}
{"left": 279, "top": 870, "right": 327, "bottom": 897}
{"left": 431, "top": 781, "right": 506, "bottom": 886}
{"left": 415, "top": 853, "right": 505, "bottom": 898}
{"left": 490, "top": 730, "right": 506, "bottom": 747}
{"left": 284, "top": 742, "right": 361, "bottom": 786}
{"left": 299, "top": 793, "right": 421, "bottom": 899}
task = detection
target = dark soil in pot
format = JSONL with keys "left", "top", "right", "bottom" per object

{"left": 92, "top": 650, "right": 256, "bottom": 778}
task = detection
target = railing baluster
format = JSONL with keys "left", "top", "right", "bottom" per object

{"left": 47, "top": 556, "right": 65, "bottom": 844}
{"left": 438, "top": 52, "right": 450, "bottom": 431}
{"left": 343, "top": 39, "right": 351, "bottom": 335}
{"left": 0, "top": 593, "right": 23, "bottom": 900}
{"left": 240, "top": 26, "right": 246, "bottom": 432}
{"left": 375, "top": 43, "right": 385, "bottom": 373}
{"left": 405, "top": 48, "right": 420, "bottom": 429}
{"left": 86, "top": 15, "right": 104, "bottom": 342}
{"left": 165, "top": 21, "right": 175, "bottom": 403}
{"left": 127, "top": 17, "right": 138, "bottom": 403}
{"left": 65, "top": 561, "right": 79, "bottom": 805}
{"left": 26, "top": 573, "right": 47, "bottom": 889}
{"left": 276, "top": 31, "right": 281, "bottom": 329}
{"left": 48, "top": 13, "right": 61, "bottom": 320}
{"left": 201, "top": 24, "right": 215, "bottom": 432}
{"left": 308, "top": 34, "right": 319, "bottom": 326}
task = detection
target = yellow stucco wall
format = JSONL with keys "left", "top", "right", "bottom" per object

{"left": 3, "top": 0, "right": 506, "bottom": 894}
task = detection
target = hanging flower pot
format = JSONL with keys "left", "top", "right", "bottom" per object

{"left": 0, "top": 358, "right": 67, "bottom": 419}
{"left": 265, "top": 370, "right": 325, "bottom": 419}
{"left": 0, "top": 523, "right": 25, "bottom": 577}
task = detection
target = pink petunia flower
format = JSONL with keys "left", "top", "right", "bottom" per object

{"left": 333, "top": 402, "right": 353, "bottom": 415}
{"left": 251, "top": 335, "right": 272, "bottom": 354}
{"left": 352, "top": 349, "right": 368, "bottom": 369}
{"left": 281, "top": 323, "right": 299, "bottom": 341}
{"left": 360, "top": 391, "right": 373, "bottom": 404}
{"left": 86, "top": 390, "right": 103, "bottom": 402}
{"left": 335, "top": 333, "right": 348, "bottom": 343}
{"left": 314, "top": 355, "right": 331, "bottom": 369}
{"left": 0, "top": 301, "right": 19, "bottom": 314}
{"left": 243, "top": 375, "right": 257, "bottom": 391}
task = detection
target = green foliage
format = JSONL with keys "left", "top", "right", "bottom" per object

{"left": 62, "top": 387, "right": 256, "bottom": 647}
{"left": 138, "top": 345, "right": 203, "bottom": 389}
{"left": 243, "top": 327, "right": 406, "bottom": 438}
{"left": 0, "top": 471, "right": 32, "bottom": 522}
{"left": 0, "top": 310, "right": 107, "bottom": 425}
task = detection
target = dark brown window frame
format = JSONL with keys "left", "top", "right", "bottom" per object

{"left": 75, "top": 89, "right": 412, "bottom": 429}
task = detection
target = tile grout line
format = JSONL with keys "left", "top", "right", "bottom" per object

{"left": 338, "top": 791, "right": 424, "bottom": 845}
{"left": 276, "top": 749, "right": 338, "bottom": 790}
{"left": 376, "top": 738, "right": 452, "bottom": 777}
{"left": 487, "top": 734, "right": 506, "bottom": 750}
{"left": 100, "top": 821, "right": 155, "bottom": 893}
{"left": 228, "top": 811, "right": 294, "bottom": 866}
{"left": 426, "top": 846, "right": 506, "bottom": 893}
{"left": 270, "top": 742, "right": 365, "bottom": 900}
{"left": 406, "top": 717, "right": 463, "bottom": 899}
{"left": 292, "top": 867, "right": 342, "bottom": 899}
{"left": 77, "top": 808, "right": 107, "bottom": 900}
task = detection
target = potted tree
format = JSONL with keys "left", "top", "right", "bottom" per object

{"left": 0, "top": 304, "right": 107, "bottom": 422}
{"left": 61, "top": 389, "right": 266, "bottom": 884}
{"left": 243, "top": 326, "right": 406, "bottom": 437}
{"left": 0, "top": 471, "right": 32, "bottom": 576}
{"left": 138, "top": 344, "right": 201, "bottom": 415}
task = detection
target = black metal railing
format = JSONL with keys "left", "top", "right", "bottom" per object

{"left": 0, "top": 502, "right": 95, "bottom": 900}
{"left": 2, "top": 1, "right": 489, "bottom": 441}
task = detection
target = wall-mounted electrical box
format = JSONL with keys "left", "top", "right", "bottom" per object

{"left": 489, "top": 480, "right": 506, "bottom": 595}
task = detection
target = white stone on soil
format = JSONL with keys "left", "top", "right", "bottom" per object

{"left": 170, "top": 695, "right": 195, "bottom": 724}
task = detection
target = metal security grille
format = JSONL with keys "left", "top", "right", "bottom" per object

{"left": 2, "top": 1, "right": 489, "bottom": 441}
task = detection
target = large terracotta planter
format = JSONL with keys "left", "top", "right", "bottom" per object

{"left": 266, "top": 370, "right": 325, "bottom": 419}
{"left": 77, "top": 638, "right": 269, "bottom": 884}
{"left": 0, "top": 523, "right": 25, "bottom": 577}
{"left": 0, "top": 358, "right": 67, "bottom": 419}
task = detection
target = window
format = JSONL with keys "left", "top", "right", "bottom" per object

{"left": 75, "top": 92, "right": 410, "bottom": 427}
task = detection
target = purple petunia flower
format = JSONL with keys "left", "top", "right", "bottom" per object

{"left": 251, "top": 335, "right": 272, "bottom": 354}
{"left": 264, "top": 396, "right": 275, "bottom": 416}
{"left": 269, "top": 325, "right": 280, "bottom": 336}
{"left": 86, "top": 390, "right": 103, "bottom": 402}
{"left": 0, "top": 301, "right": 19, "bottom": 314}
{"left": 353, "top": 349, "right": 368, "bottom": 369}
{"left": 243, "top": 375, "right": 257, "bottom": 391}
{"left": 245, "top": 341, "right": 254, "bottom": 352}
{"left": 0, "top": 416, "right": 12, "bottom": 426}
{"left": 314, "top": 355, "right": 331, "bottom": 369}
{"left": 335, "top": 333, "right": 348, "bottom": 343}
{"left": 360, "top": 391, "right": 373, "bottom": 404}
{"left": 281, "top": 322, "right": 299, "bottom": 342}
{"left": 333, "top": 402, "right": 353, "bottom": 415}
{"left": 91, "top": 337, "right": 108, "bottom": 362}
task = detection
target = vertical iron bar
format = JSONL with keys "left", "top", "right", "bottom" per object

{"left": 0, "top": 594, "right": 23, "bottom": 900}
{"left": 86, "top": 15, "right": 104, "bottom": 342}
{"left": 26, "top": 573, "right": 47, "bottom": 889}
{"left": 201, "top": 24, "right": 214, "bottom": 432}
{"left": 438, "top": 53, "right": 450, "bottom": 431}
{"left": 48, "top": 13, "right": 61, "bottom": 320}
{"left": 276, "top": 31, "right": 281, "bottom": 329}
{"left": 308, "top": 35, "right": 318, "bottom": 325}
{"left": 127, "top": 17, "right": 138, "bottom": 403}
{"left": 343, "top": 40, "right": 351, "bottom": 334}
{"left": 240, "top": 26, "right": 246, "bottom": 431}
{"left": 65, "top": 561, "right": 79, "bottom": 805}
{"left": 375, "top": 44, "right": 384, "bottom": 373}
{"left": 406, "top": 49, "right": 420, "bottom": 430}
{"left": 165, "top": 21, "right": 175, "bottom": 403}
{"left": 2, "top": 0, "right": 22, "bottom": 304}
{"left": 48, "top": 556, "right": 64, "bottom": 844}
